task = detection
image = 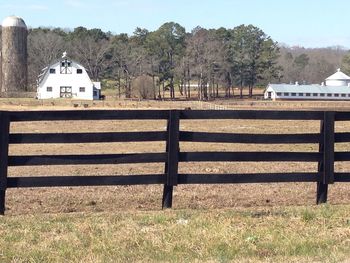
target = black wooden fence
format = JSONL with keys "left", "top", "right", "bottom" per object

{"left": 1, "top": 109, "right": 350, "bottom": 215}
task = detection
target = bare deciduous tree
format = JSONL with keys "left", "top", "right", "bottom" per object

{"left": 27, "top": 29, "right": 66, "bottom": 89}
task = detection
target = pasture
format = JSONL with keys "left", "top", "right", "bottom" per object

{"left": 0, "top": 100, "right": 350, "bottom": 262}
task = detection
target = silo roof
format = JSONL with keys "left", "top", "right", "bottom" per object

{"left": 326, "top": 69, "right": 350, "bottom": 80}
{"left": 2, "top": 16, "right": 27, "bottom": 28}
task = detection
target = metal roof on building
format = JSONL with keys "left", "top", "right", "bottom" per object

{"left": 267, "top": 84, "right": 350, "bottom": 94}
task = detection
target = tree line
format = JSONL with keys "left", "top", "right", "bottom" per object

{"left": 0, "top": 22, "right": 349, "bottom": 100}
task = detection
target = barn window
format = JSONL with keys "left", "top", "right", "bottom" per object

{"left": 77, "top": 69, "right": 83, "bottom": 74}
{"left": 320, "top": 93, "right": 325, "bottom": 97}
{"left": 298, "top": 93, "right": 303, "bottom": 96}
{"left": 312, "top": 93, "right": 318, "bottom": 96}
{"left": 327, "top": 94, "right": 332, "bottom": 97}
{"left": 283, "top": 92, "right": 289, "bottom": 96}
{"left": 60, "top": 59, "right": 72, "bottom": 74}
{"left": 334, "top": 94, "right": 339, "bottom": 97}
{"left": 291, "top": 93, "right": 296, "bottom": 96}
{"left": 306, "top": 93, "right": 311, "bottom": 96}
{"left": 79, "top": 87, "right": 85, "bottom": 92}
{"left": 276, "top": 92, "right": 282, "bottom": 96}
{"left": 341, "top": 94, "right": 346, "bottom": 97}
{"left": 46, "top": 86, "right": 52, "bottom": 92}
{"left": 49, "top": 68, "right": 55, "bottom": 74}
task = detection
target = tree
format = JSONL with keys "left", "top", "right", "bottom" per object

{"left": 185, "top": 27, "right": 226, "bottom": 100}
{"left": 259, "top": 38, "right": 283, "bottom": 85}
{"left": 229, "top": 25, "right": 250, "bottom": 98}
{"left": 109, "top": 33, "right": 132, "bottom": 98}
{"left": 67, "top": 27, "right": 112, "bottom": 81}
{"left": 293, "top": 53, "right": 309, "bottom": 82}
{"left": 277, "top": 46, "right": 346, "bottom": 84}
{"left": 228, "top": 25, "right": 281, "bottom": 98}
{"left": 145, "top": 22, "right": 186, "bottom": 99}
{"left": 21, "top": 23, "right": 347, "bottom": 100}
{"left": 27, "top": 28, "right": 66, "bottom": 89}
{"left": 341, "top": 53, "right": 350, "bottom": 75}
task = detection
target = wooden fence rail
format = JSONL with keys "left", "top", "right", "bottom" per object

{"left": 1, "top": 109, "right": 350, "bottom": 215}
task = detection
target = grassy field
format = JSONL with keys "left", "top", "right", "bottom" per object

{"left": 1, "top": 205, "right": 350, "bottom": 262}
{"left": 1, "top": 100, "right": 350, "bottom": 262}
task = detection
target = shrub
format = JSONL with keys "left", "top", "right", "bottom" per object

{"left": 131, "top": 75, "right": 155, "bottom": 99}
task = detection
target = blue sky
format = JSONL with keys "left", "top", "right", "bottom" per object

{"left": 1, "top": 0, "right": 350, "bottom": 48}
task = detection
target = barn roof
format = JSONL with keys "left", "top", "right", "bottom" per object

{"left": 37, "top": 56, "right": 85, "bottom": 85}
{"left": 267, "top": 84, "right": 350, "bottom": 94}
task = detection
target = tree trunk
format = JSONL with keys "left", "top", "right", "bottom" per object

{"left": 125, "top": 70, "right": 130, "bottom": 98}
{"left": 198, "top": 68, "right": 203, "bottom": 101}
{"left": 118, "top": 75, "right": 121, "bottom": 98}
{"left": 187, "top": 66, "right": 191, "bottom": 99}
{"left": 170, "top": 77, "right": 175, "bottom": 100}
{"left": 158, "top": 81, "right": 161, "bottom": 99}
{"left": 152, "top": 75, "right": 156, "bottom": 100}
{"left": 183, "top": 62, "right": 186, "bottom": 98}
{"left": 240, "top": 83, "right": 243, "bottom": 99}
{"left": 216, "top": 83, "right": 219, "bottom": 98}
{"left": 179, "top": 79, "right": 184, "bottom": 96}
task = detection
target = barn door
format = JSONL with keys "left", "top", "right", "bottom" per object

{"left": 60, "top": 86, "right": 72, "bottom": 98}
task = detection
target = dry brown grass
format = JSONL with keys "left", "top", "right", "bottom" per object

{"left": 1, "top": 205, "right": 350, "bottom": 262}
{"left": 1, "top": 101, "right": 349, "bottom": 215}
{"left": 1, "top": 100, "right": 350, "bottom": 262}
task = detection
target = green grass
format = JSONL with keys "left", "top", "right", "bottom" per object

{"left": 0, "top": 205, "right": 350, "bottom": 262}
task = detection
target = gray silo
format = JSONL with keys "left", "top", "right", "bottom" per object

{"left": 1, "top": 16, "right": 27, "bottom": 93}
{"left": 0, "top": 26, "right": 2, "bottom": 91}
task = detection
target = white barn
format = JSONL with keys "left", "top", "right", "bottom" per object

{"left": 36, "top": 53, "right": 101, "bottom": 100}
{"left": 264, "top": 69, "right": 350, "bottom": 101}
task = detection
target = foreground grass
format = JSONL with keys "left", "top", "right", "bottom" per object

{"left": 0, "top": 205, "right": 349, "bottom": 262}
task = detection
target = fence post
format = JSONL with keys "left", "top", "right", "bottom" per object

{"left": 162, "top": 110, "right": 180, "bottom": 209}
{"left": 0, "top": 112, "right": 10, "bottom": 215}
{"left": 316, "top": 111, "right": 334, "bottom": 204}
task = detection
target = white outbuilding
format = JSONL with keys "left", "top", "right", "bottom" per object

{"left": 36, "top": 53, "right": 101, "bottom": 100}
{"left": 325, "top": 68, "right": 350, "bottom": 86}
{"left": 264, "top": 69, "right": 350, "bottom": 101}
{"left": 264, "top": 84, "right": 350, "bottom": 101}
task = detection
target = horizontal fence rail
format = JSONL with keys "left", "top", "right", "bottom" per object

{"left": 8, "top": 153, "right": 167, "bottom": 166}
{"left": 180, "top": 131, "right": 321, "bottom": 144}
{"left": 9, "top": 131, "right": 168, "bottom": 144}
{"left": 0, "top": 109, "right": 350, "bottom": 215}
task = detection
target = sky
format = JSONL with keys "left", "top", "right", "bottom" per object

{"left": 1, "top": 0, "right": 350, "bottom": 49}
